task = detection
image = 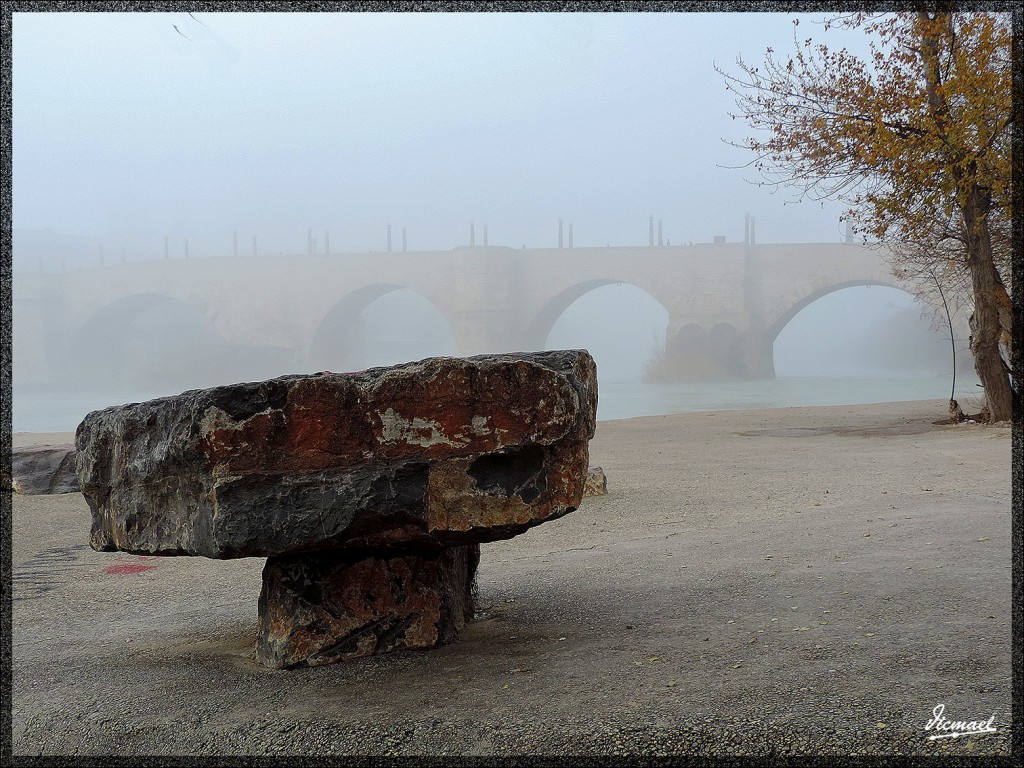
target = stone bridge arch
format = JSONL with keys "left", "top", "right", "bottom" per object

{"left": 765, "top": 278, "right": 906, "bottom": 347}
{"left": 751, "top": 278, "right": 963, "bottom": 379}
{"left": 522, "top": 278, "right": 675, "bottom": 349}
{"left": 307, "top": 283, "right": 457, "bottom": 372}
{"left": 71, "top": 292, "right": 217, "bottom": 336}
{"left": 523, "top": 279, "right": 672, "bottom": 381}
{"left": 65, "top": 292, "right": 228, "bottom": 390}
{"left": 521, "top": 278, "right": 626, "bottom": 351}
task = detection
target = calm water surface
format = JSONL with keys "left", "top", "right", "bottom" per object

{"left": 12, "top": 375, "right": 980, "bottom": 434}
{"left": 595, "top": 375, "right": 981, "bottom": 421}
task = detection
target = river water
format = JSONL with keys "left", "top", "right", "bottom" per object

{"left": 595, "top": 375, "right": 981, "bottom": 421}
{"left": 12, "top": 374, "right": 981, "bottom": 434}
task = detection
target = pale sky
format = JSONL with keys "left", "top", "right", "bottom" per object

{"left": 12, "top": 10, "right": 875, "bottom": 258}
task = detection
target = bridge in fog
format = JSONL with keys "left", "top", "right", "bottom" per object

{"left": 14, "top": 241, "right": 942, "bottom": 389}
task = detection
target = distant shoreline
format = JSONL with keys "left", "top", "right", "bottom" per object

{"left": 15, "top": 369, "right": 985, "bottom": 434}
{"left": 11, "top": 397, "right": 989, "bottom": 451}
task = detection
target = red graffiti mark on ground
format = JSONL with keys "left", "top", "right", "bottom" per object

{"left": 104, "top": 561, "right": 160, "bottom": 577}
{"left": 104, "top": 563, "right": 158, "bottom": 575}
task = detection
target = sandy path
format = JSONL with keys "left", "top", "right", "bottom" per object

{"left": 10, "top": 399, "right": 1012, "bottom": 756}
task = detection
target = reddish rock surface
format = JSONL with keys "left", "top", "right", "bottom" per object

{"left": 77, "top": 350, "right": 597, "bottom": 558}
{"left": 257, "top": 545, "right": 479, "bottom": 669}
{"left": 75, "top": 350, "right": 598, "bottom": 667}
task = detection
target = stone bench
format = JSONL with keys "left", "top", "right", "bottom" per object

{"left": 75, "top": 350, "right": 597, "bottom": 668}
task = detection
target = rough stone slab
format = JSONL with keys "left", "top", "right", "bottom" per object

{"left": 257, "top": 544, "right": 479, "bottom": 669}
{"left": 10, "top": 444, "right": 80, "bottom": 495}
{"left": 76, "top": 350, "right": 597, "bottom": 558}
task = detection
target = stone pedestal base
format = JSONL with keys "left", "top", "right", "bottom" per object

{"left": 256, "top": 544, "right": 479, "bottom": 668}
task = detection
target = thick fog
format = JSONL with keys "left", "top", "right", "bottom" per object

{"left": 13, "top": 12, "right": 870, "bottom": 252}
{"left": 11, "top": 11, "right": 969, "bottom": 429}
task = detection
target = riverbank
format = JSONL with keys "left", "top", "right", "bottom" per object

{"left": 11, "top": 399, "right": 1013, "bottom": 757}
{"left": 11, "top": 373, "right": 985, "bottom": 431}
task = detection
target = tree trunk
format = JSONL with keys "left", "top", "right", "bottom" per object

{"left": 916, "top": 11, "right": 1013, "bottom": 422}
{"left": 962, "top": 191, "right": 1014, "bottom": 422}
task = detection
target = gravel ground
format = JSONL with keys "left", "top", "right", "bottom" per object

{"left": 10, "top": 399, "right": 1013, "bottom": 757}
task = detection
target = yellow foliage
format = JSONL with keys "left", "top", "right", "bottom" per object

{"left": 718, "top": 9, "right": 1015, "bottom": 420}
